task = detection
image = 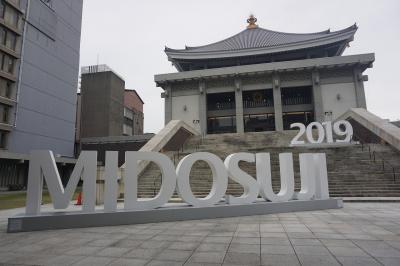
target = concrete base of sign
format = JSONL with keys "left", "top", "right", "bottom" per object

{"left": 8, "top": 199, "right": 342, "bottom": 233}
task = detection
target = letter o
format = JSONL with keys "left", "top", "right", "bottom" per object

{"left": 176, "top": 152, "right": 228, "bottom": 207}
{"left": 306, "top": 122, "right": 325, "bottom": 144}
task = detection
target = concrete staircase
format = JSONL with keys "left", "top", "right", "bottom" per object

{"left": 137, "top": 131, "right": 400, "bottom": 198}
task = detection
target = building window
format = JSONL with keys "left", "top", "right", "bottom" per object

{"left": 0, "top": 27, "right": 5, "bottom": 46}
{"left": 244, "top": 113, "right": 275, "bottom": 132}
{"left": 0, "top": 130, "right": 7, "bottom": 149}
{"left": 0, "top": 104, "right": 9, "bottom": 123}
{"left": 283, "top": 111, "right": 314, "bottom": 130}
{"left": 1, "top": 54, "right": 14, "bottom": 74}
{"left": 6, "top": 55, "right": 13, "bottom": 73}
{"left": 124, "top": 107, "right": 133, "bottom": 120}
{"left": 207, "top": 92, "right": 236, "bottom": 111}
{"left": 0, "top": 78, "right": 12, "bottom": 98}
{"left": 123, "top": 124, "right": 132, "bottom": 136}
{"left": 281, "top": 86, "right": 313, "bottom": 106}
{"left": 0, "top": 1, "right": 5, "bottom": 19}
{"left": 207, "top": 116, "right": 236, "bottom": 134}
{"left": 0, "top": 27, "right": 18, "bottom": 51}
{"left": 243, "top": 89, "right": 274, "bottom": 109}
{"left": 5, "top": 31, "right": 16, "bottom": 50}
{"left": 4, "top": 6, "right": 19, "bottom": 29}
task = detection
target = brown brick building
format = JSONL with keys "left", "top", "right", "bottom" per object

{"left": 75, "top": 65, "right": 145, "bottom": 156}
{"left": 124, "top": 90, "right": 144, "bottom": 136}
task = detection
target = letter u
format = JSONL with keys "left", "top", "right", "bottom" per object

{"left": 256, "top": 153, "right": 295, "bottom": 202}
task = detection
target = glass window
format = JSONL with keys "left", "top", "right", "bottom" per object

{"left": 0, "top": 78, "right": 11, "bottom": 98}
{"left": 0, "top": 52, "right": 4, "bottom": 70}
{"left": 0, "top": 130, "right": 7, "bottom": 148}
{"left": 5, "top": 31, "right": 16, "bottom": 50}
{"left": 2, "top": 55, "right": 14, "bottom": 74}
{"left": 124, "top": 107, "right": 133, "bottom": 120}
{"left": 207, "top": 92, "right": 236, "bottom": 111}
{"left": 0, "top": 1, "right": 5, "bottom": 19}
{"left": 243, "top": 89, "right": 274, "bottom": 109}
{"left": 5, "top": 7, "right": 19, "bottom": 28}
{"left": 207, "top": 116, "right": 236, "bottom": 134}
{"left": 281, "top": 86, "right": 313, "bottom": 106}
{"left": 6, "top": 81, "right": 11, "bottom": 98}
{"left": 10, "top": 10, "right": 18, "bottom": 28}
{"left": 0, "top": 104, "right": 9, "bottom": 123}
{"left": 283, "top": 111, "right": 314, "bottom": 130}
{"left": 0, "top": 78, "right": 5, "bottom": 97}
{"left": 0, "top": 27, "right": 6, "bottom": 46}
{"left": 244, "top": 113, "right": 275, "bottom": 132}
{"left": 123, "top": 124, "right": 132, "bottom": 136}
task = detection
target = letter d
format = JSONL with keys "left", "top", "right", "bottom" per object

{"left": 124, "top": 152, "right": 177, "bottom": 210}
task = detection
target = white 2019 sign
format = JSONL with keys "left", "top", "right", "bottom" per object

{"left": 290, "top": 120, "right": 353, "bottom": 145}
{"left": 25, "top": 121, "right": 349, "bottom": 216}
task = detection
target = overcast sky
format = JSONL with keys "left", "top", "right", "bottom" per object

{"left": 80, "top": 0, "right": 400, "bottom": 133}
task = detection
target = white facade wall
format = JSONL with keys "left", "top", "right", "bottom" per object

{"left": 321, "top": 82, "right": 357, "bottom": 120}
{"left": 171, "top": 95, "right": 201, "bottom": 133}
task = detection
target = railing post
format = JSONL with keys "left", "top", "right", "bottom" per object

{"left": 153, "top": 178, "right": 156, "bottom": 197}
{"left": 393, "top": 168, "right": 396, "bottom": 183}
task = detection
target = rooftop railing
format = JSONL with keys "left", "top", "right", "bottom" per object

{"left": 81, "top": 64, "right": 125, "bottom": 81}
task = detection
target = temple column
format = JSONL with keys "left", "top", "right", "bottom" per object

{"left": 198, "top": 80, "right": 207, "bottom": 135}
{"left": 353, "top": 66, "right": 367, "bottom": 109}
{"left": 312, "top": 70, "right": 324, "bottom": 122}
{"left": 235, "top": 78, "right": 244, "bottom": 133}
{"left": 162, "top": 84, "right": 172, "bottom": 125}
{"left": 272, "top": 74, "right": 283, "bottom": 131}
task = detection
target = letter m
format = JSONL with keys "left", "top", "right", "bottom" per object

{"left": 25, "top": 150, "right": 97, "bottom": 215}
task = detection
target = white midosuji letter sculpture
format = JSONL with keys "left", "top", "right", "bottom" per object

{"left": 256, "top": 153, "right": 294, "bottom": 202}
{"left": 176, "top": 152, "right": 228, "bottom": 207}
{"left": 26, "top": 150, "right": 97, "bottom": 215}
{"left": 124, "top": 152, "right": 177, "bottom": 210}
{"left": 25, "top": 149, "right": 331, "bottom": 214}
{"left": 224, "top": 153, "right": 259, "bottom": 204}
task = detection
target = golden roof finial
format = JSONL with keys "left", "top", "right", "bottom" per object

{"left": 247, "top": 14, "right": 258, "bottom": 29}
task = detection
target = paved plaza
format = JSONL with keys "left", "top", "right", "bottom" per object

{"left": 0, "top": 203, "right": 400, "bottom": 266}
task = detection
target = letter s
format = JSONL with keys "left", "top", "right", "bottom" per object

{"left": 224, "top": 153, "right": 259, "bottom": 204}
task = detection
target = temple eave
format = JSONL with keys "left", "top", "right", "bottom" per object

{"left": 155, "top": 53, "right": 375, "bottom": 87}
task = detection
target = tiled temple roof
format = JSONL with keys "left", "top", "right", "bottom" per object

{"left": 167, "top": 26, "right": 356, "bottom": 53}
{"left": 164, "top": 16, "right": 358, "bottom": 71}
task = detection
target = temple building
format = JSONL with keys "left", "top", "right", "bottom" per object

{"left": 155, "top": 15, "right": 374, "bottom": 134}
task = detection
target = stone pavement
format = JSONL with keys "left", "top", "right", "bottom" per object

{"left": 1, "top": 203, "right": 400, "bottom": 265}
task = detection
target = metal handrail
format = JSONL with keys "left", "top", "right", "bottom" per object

{"left": 352, "top": 133, "right": 397, "bottom": 183}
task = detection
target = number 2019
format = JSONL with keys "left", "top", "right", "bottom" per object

{"left": 290, "top": 120, "right": 353, "bottom": 145}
